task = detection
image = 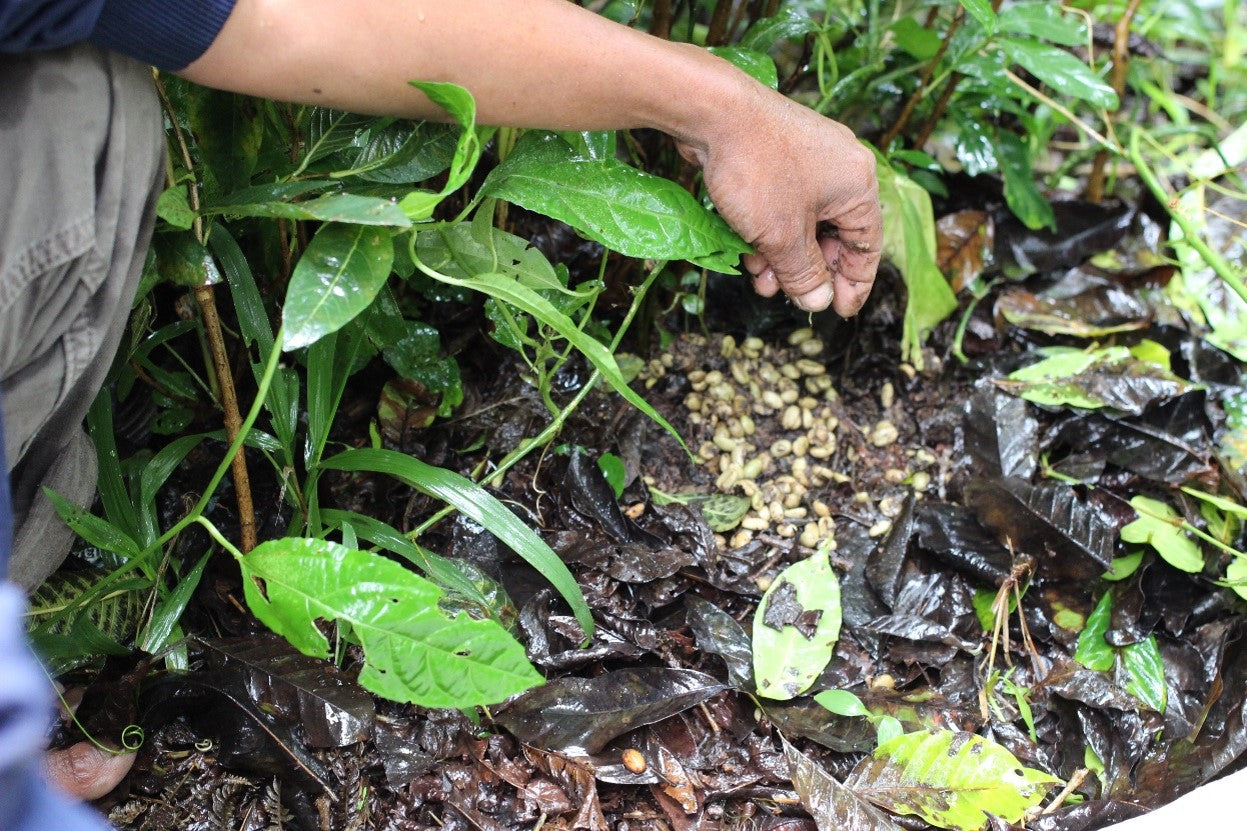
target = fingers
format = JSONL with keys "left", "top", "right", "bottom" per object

{"left": 818, "top": 234, "right": 881, "bottom": 318}
{"left": 753, "top": 228, "right": 834, "bottom": 312}
{"left": 44, "top": 742, "right": 135, "bottom": 801}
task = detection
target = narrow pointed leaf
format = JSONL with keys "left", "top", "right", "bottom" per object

{"left": 1000, "top": 39, "right": 1118, "bottom": 109}
{"left": 1120, "top": 636, "right": 1167, "bottom": 713}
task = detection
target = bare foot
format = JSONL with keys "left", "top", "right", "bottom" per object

{"left": 44, "top": 742, "right": 135, "bottom": 801}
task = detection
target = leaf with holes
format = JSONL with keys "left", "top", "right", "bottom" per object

{"left": 237, "top": 538, "right": 542, "bottom": 708}
{"left": 753, "top": 549, "right": 842, "bottom": 700}
{"left": 845, "top": 730, "right": 1062, "bottom": 830}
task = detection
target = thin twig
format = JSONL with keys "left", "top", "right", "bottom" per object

{"left": 1087, "top": 0, "right": 1144, "bottom": 202}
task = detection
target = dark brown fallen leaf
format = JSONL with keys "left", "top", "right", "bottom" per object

{"left": 782, "top": 737, "right": 903, "bottom": 831}
{"left": 494, "top": 667, "right": 727, "bottom": 754}
{"left": 937, "top": 209, "right": 994, "bottom": 292}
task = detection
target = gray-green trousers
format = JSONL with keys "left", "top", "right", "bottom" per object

{"left": 0, "top": 45, "right": 164, "bottom": 589}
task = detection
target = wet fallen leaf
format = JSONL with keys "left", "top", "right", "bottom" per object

{"left": 844, "top": 730, "right": 1062, "bottom": 830}
{"left": 685, "top": 596, "right": 754, "bottom": 689}
{"left": 996, "top": 345, "right": 1194, "bottom": 415}
{"left": 782, "top": 737, "right": 903, "bottom": 831}
{"left": 963, "top": 388, "right": 1038, "bottom": 482}
{"left": 494, "top": 667, "right": 726, "bottom": 753}
{"left": 754, "top": 549, "right": 843, "bottom": 700}
{"left": 996, "top": 284, "right": 1150, "bottom": 338}
{"left": 936, "top": 210, "right": 994, "bottom": 292}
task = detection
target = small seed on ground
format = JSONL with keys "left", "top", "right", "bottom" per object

{"left": 870, "top": 419, "right": 899, "bottom": 447}
{"left": 622, "top": 749, "right": 647, "bottom": 773}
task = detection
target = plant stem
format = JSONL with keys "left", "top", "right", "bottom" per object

{"left": 1128, "top": 129, "right": 1247, "bottom": 304}
{"left": 1087, "top": 0, "right": 1144, "bottom": 202}
{"left": 707, "top": 0, "right": 735, "bottom": 45}
{"left": 149, "top": 328, "right": 285, "bottom": 554}
{"left": 195, "top": 283, "right": 258, "bottom": 553}
{"left": 651, "top": 0, "right": 673, "bottom": 39}
{"left": 879, "top": 7, "right": 963, "bottom": 150}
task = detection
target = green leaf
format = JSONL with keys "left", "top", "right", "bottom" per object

{"left": 739, "top": 6, "right": 821, "bottom": 51}
{"left": 238, "top": 538, "right": 542, "bottom": 707}
{"left": 1104, "top": 551, "right": 1144, "bottom": 582}
{"left": 1074, "top": 592, "right": 1114, "bottom": 671}
{"left": 998, "top": 3, "right": 1087, "bottom": 46}
{"left": 154, "top": 232, "right": 224, "bottom": 288}
{"left": 343, "top": 120, "right": 459, "bottom": 183}
{"left": 1180, "top": 486, "right": 1247, "bottom": 519}
{"left": 753, "top": 549, "right": 842, "bottom": 700}
{"left": 481, "top": 133, "right": 750, "bottom": 272}
{"left": 1225, "top": 556, "right": 1247, "bottom": 602}
{"left": 875, "top": 155, "right": 957, "bottom": 368}
{"left": 1121, "top": 636, "right": 1167, "bottom": 713}
{"left": 282, "top": 223, "right": 395, "bottom": 351}
{"left": 875, "top": 716, "right": 904, "bottom": 746}
{"left": 399, "top": 82, "right": 484, "bottom": 220}
{"left": 320, "top": 448, "right": 592, "bottom": 635}
{"left": 700, "top": 493, "right": 751, "bottom": 532}
{"left": 139, "top": 550, "right": 211, "bottom": 653}
{"left": 999, "top": 39, "right": 1119, "bottom": 109}
{"left": 708, "top": 46, "right": 779, "bottom": 89}
{"left": 890, "top": 17, "right": 942, "bottom": 60}
{"left": 45, "top": 490, "right": 141, "bottom": 562}
{"left": 205, "top": 192, "right": 411, "bottom": 227}
{"left": 411, "top": 262, "right": 685, "bottom": 452}
{"left": 187, "top": 88, "right": 262, "bottom": 200}
{"left": 846, "top": 730, "right": 1062, "bottom": 830}
{"left": 1121, "top": 495, "right": 1205, "bottom": 573}
{"left": 958, "top": 0, "right": 998, "bottom": 33}
{"left": 997, "top": 131, "right": 1055, "bottom": 232}
{"left": 597, "top": 453, "right": 626, "bottom": 499}
{"left": 416, "top": 220, "right": 573, "bottom": 297}
{"left": 156, "top": 185, "right": 196, "bottom": 230}
{"left": 815, "top": 688, "right": 869, "bottom": 717}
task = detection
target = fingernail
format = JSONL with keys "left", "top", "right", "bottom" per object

{"left": 794, "top": 284, "right": 833, "bottom": 312}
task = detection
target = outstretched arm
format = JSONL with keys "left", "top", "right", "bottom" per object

{"left": 181, "top": 0, "right": 881, "bottom": 314}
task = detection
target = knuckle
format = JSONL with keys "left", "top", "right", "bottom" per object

{"left": 778, "top": 265, "right": 829, "bottom": 294}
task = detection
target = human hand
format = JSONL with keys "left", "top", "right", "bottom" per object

{"left": 678, "top": 85, "right": 882, "bottom": 315}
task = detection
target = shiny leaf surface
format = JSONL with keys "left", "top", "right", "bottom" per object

{"left": 753, "top": 549, "right": 843, "bottom": 700}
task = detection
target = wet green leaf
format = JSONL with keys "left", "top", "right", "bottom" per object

{"left": 481, "top": 133, "right": 750, "bottom": 272}
{"left": 1120, "top": 495, "right": 1205, "bottom": 573}
{"left": 708, "top": 46, "right": 778, "bottom": 88}
{"left": 140, "top": 551, "right": 211, "bottom": 653}
{"left": 997, "top": 132, "right": 1055, "bottom": 232}
{"left": 282, "top": 223, "right": 395, "bottom": 351}
{"left": 815, "top": 689, "right": 869, "bottom": 717}
{"left": 1074, "top": 592, "right": 1114, "bottom": 671}
{"left": 890, "top": 17, "right": 942, "bottom": 60}
{"left": 45, "top": 490, "right": 141, "bottom": 562}
{"left": 753, "top": 549, "right": 842, "bottom": 700}
{"left": 154, "top": 232, "right": 224, "bottom": 288}
{"left": 597, "top": 453, "right": 627, "bottom": 499}
{"left": 998, "top": 3, "right": 1087, "bottom": 46}
{"left": 1224, "top": 556, "right": 1247, "bottom": 601}
{"left": 845, "top": 730, "right": 1062, "bottom": 830}
{"left": 958, "top": 0, "right": 998, "bottom": 32}
{"left": 321, "top": 447, "right": 592, "bottom": 635}
{"left": 999, "top": 39, "right": 1118, "bottom": 109}
{"left": 739, "top": 6, "right": 821, "bottom": 51}
{"left": 1121, "top": 636, "right": 1167, "bottom": 713}
{"left": 238, "top": 538, "right": 542, "bottom": 707}
{"left": 399, "top": 82, "right": 484, "bottom": 220}
{"left": 1180, "top": 487, "right": 1247, "bottom": 518}
{"left": 1104, "top": 551, "right": 1144, "bottom": 582}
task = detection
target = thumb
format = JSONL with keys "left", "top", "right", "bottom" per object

{"left": 45, "top": 741, "right": 135, "bottom": 800}
{"left": 759, "top": 230, "right": 834, "bottom": 312}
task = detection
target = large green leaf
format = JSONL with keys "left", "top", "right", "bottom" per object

{"left": 707, "top": 46, "right": 779, "bottom": 89}
{"left": 739, "top": 6, "right": 821, "bottom": 51}
{"left": 238, "top": 538, "right": 542, "bottom": 707}
{"left": 282, "top": 223, "right": 395, "bottom": 350}
{"left": 753, "top": 549, "right": 842, "bottom": 700}
{"left": 846, "top": 730, "right": 1062, "bottom": 830}
{"left": 320, "top": 447, "right": 592, "bottom": 635}
{"left": 958, "top": 0, "right": 998, "bottom": 32}
{"left": 999, "top": 39, "right": 1118, "bottom": 109}
{"left": 876, "top": 157, "right": 958, "bottom": 367}
{"left": 481, "top": 132, "right": 750, "bottom": 272}
{"left": 411, "top": 257, "right": 685, "bottom": 451}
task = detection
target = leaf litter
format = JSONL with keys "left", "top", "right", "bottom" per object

{"left": 98, "top": 195, "right": 1247, "bottom": 831}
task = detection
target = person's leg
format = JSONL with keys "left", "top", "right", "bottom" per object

{"left": 0, "top": 44, "right": 164, "bottom": 591}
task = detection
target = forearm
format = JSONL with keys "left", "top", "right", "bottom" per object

{"left": 181, "top": 0, "right": 757, "bottom": 147}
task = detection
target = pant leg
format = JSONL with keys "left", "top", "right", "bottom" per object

{"left": 0, "top": 44, "right": 165, "bottom": 590}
